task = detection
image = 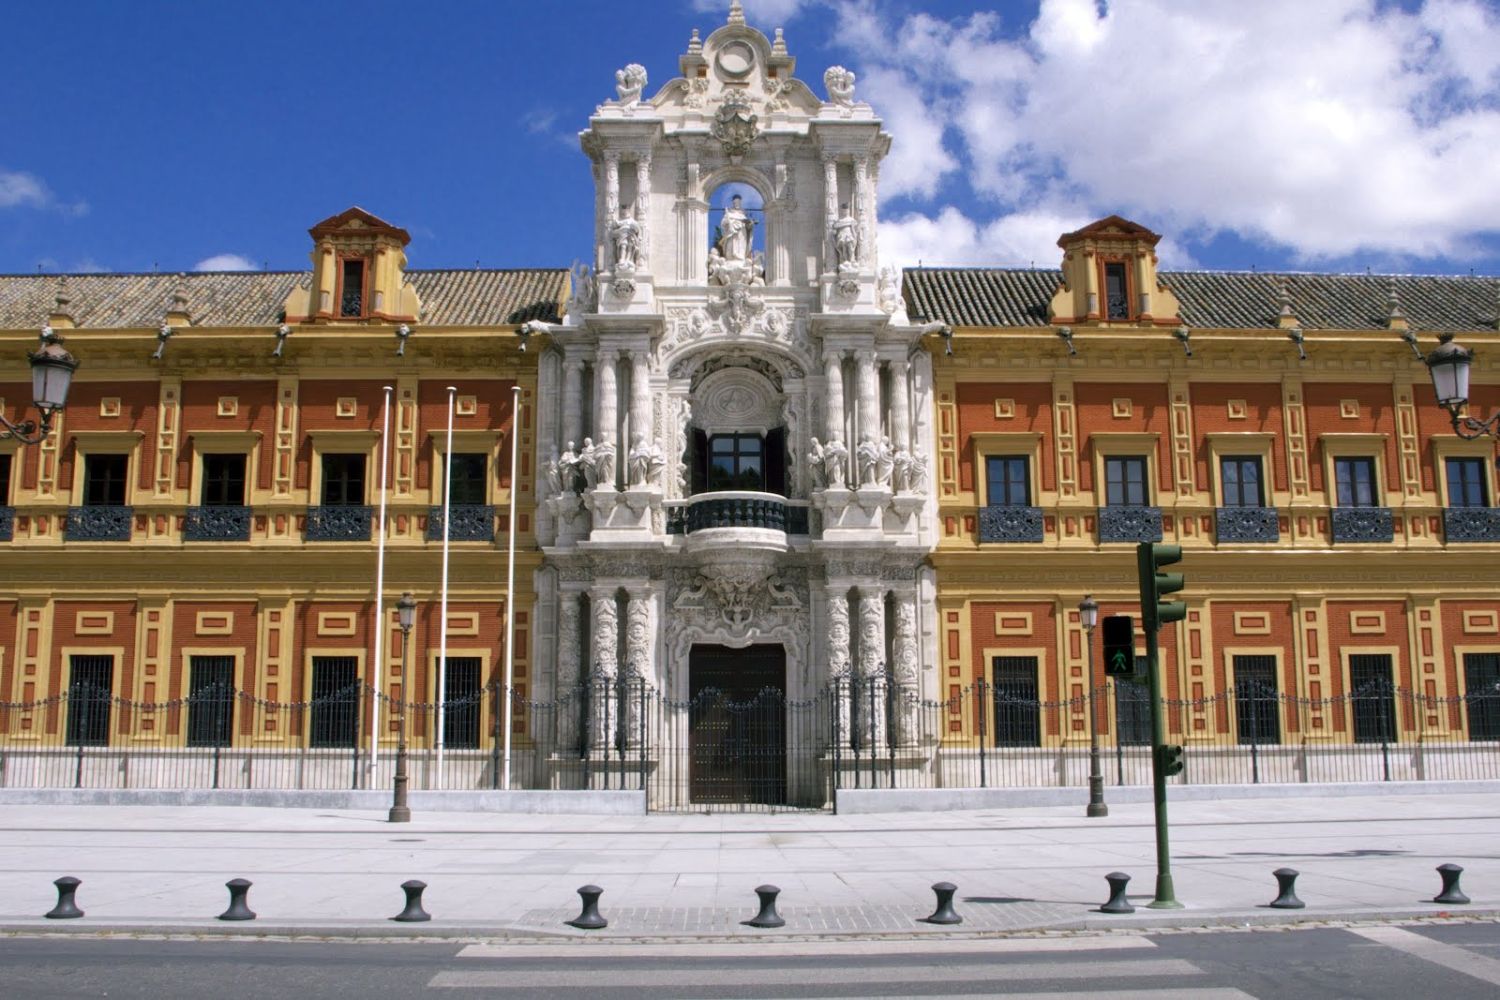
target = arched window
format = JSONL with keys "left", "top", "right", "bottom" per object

{"left": 708, "top": 183, "right": 765, "bottom": 264}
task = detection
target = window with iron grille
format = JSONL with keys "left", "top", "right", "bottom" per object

{"left": 1464, "top": 652, "right": 1500, "bottom": 741}
{"left": 201, "top": 454, "right": 246, "bottom": 507}
{"left": 1103, "top": 261, "right": 1130, "bottom": 320}
{"left": 445, "top": 454, "right": 488, "bottom": 505}
{"left": 187, "top": 656, "right": 235, "bottom": 747}
{"left": 1446, "top": 457, "right": 1489, "bottom": 508}
{"left": 1115, "top": 665, "right": 1152, "bottom": 746}
{"left": 339, "top": 258, "right": 366, "bottom": 318}
{"left": 83, "top": 454, "right": 128, "bottom": 507}
{"left": 1233, "top": 655, "right": 1281, "bottom": 744}
{"left": 66, "top": 654, "right": 113, "bottom": 747}
{"left": 309, "top": 656, "right": 359, "bottom": 749}
{"left": 320, "top": 454, "right": 366, "bottom": 506}
{"left": 1335, "top": 456, "right": 1378, "bottom": 508}
{"left": 0, "top": 452, "right": 11, "bottom": 503}
{"left": 1104, "top": 455, "right": 1149, "bottom": 506}
{"left": 991, "top": 655, "right": 1040, "bottom": 747}
{"left": 1349, "top": 653, "right": 1396, "bottom": 743}
{"left": 441, "top": 657, "right": 483, "bottom": 750}
{"left": 1220, "top": 456, "right": 1265, "bottom": 507}
{"left": 985, "top": 456, "right": 1030, "bottom": 507}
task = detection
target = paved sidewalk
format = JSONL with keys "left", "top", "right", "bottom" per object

{"left": 0, "top": 793, "right": 1495, "bottom": 940}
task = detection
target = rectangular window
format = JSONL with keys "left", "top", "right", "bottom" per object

{"left": 309, "top": 656, "right": 360, "bottom": 749}
{"left": 441, "top": 657, "right": 483, "bottom": 750}
{"left": 83, "top": 454, "right": 128, "bottom": 507}
{"left": 1104, "top": 455, "right": 1149, "bottom": 506}
{"left": 1233, "top": 655, "right": 1281, "bottom": 745}
{"left": 985, "top": 455, "right": 1030, "bottom": 507}
{"left": 1348, "top": 653, "right": 1396, "bottom": 744}
{"left": 320, "top": 454, "right": 366, "bottom": 506}
{"left": 1446, "top": 457, "right": 1489, "bottom": 508}
{"left": 0, "top": 452, "right": 12, "bottom": 504}
{"left": 1464, "top": 652, "right": 1500, "bottom": 741}
{"left": 1335, "top": 456, "right": 1378, "bottom": 508}
{"left": 187, "top": 656, "right": 235, "bottom": 748}
{"left": 1115, "top": 670, "right": 1151, "bottom": 746}
{"left": 339, "top": 259, "right": 365, "bottom": 318}
{"left": 200, "top": 454, "right": 247, "bottom": 507}
{"left": 1103, "top": 261, "right": 1130, "bottom": 320}
{"left": 445, "top": 453, "right": 488, "bottom": 505}
{"left": 1220, "top": 456, "right": 1264, "bottom": 508}
{"left": 707, "top": 434, "right": 764, "bottom": 491}
{"left": 66, "top": 654, "right": 113, "bottom": 747}
{"left": 991, "top": 655, "right": 1040, "bottom": 748}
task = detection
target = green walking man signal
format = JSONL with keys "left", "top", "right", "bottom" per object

{"left": 1101, "top": 615, "right": 1135, "bottom": 677}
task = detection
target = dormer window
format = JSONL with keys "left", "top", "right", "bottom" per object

{"left": 1103, "top": 261, "right": 1130, "bottom": 321}
{"left": 339, "top": 258, "right": 367, "bottom": 318}
{"left": 281, "top": 207, "right": 421, "bottom": 325}
{"left": 1048, "top": 215, "right": 1182, "bottom": 328}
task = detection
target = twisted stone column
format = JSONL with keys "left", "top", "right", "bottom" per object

{"left": 635, "top": 155, "right": 651, "bottom": 270}
{"left": 854, "top": 349, "right": 880, "bottom": 453}
{"left": 856, "top": 586, "right": 888, "bottom": 747}
{"left": 622, "top": 590, "right": 653, "bottom": 748}
{"left": 890, "top": 590, "right": 920, "bottom": 745}
{"left": 589, "top": 587, "right": 619, "bottom": 749}
{"left": 629, "top": 350, "right": 651, "bottom": 476}
{"left": 556, "top": 590, "right": 583, "bottom": 749}
{"left": 826, "top": 586, "right": 852, "bottom": 741}
{"left": 561, "top": 358, "right": 584, "bottom": 458}
{"left": 594, "top": 349, "right": 618, "bottom": 489}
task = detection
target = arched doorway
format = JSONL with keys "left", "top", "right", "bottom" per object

{"left": 688, "top": 644, "right": 786, "bottom": 805}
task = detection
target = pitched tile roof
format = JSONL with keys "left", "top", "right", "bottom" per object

{"left": 902, "top": 268, "right": 1500, "bottom": 332}
{"left": 0, "top": 269, "right": 566, "bottom": 330}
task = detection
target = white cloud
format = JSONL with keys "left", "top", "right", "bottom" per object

{"left": 840, "top": 0, "right": 1500, "bottom": 265}
{"left": 691, "top": 0, "right": 810, "bottom": 25}
{"left": 0, "top": 168, "right": 88, "bottom": 216}
{"left": 194, "top": 253, "right": 258, "bottom": 272}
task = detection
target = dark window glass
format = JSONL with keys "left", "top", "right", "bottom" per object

{"left": 446, "top": 453, "right": 487, "bottom": 505}
{"left": 187, "top": 656, "right": 235, "bottom": 747}
{"left": 763, "top": 427, "right": 787, "bottom": 496}
{"left": 201, "top": 454, "right": 246, "bottom": 507}
{"left": 1233, "top": 655, "right": 1281, "bottom": 744}
{"left": 83, "top": 454, "right": 128, "bottom": 507}
{"left": 986, "top": 456, "right": 1030, "bottom": 507}
{"left": 441, "top": 657, "right": 483, "bottom": 750}
{"left": 1115, "top": 669, "right": 1151, "bottom": 746}
{"left": 991, "top": 656, "right": 1040, "bottom": 747}
{"left": 1335, "top": 456, "right": 1378, "bottom": 508}
{"left": 1446, "top": 457, "right": 1488, "bottom": 508}
{"left": 66, "top": 654, "right": 113, "bottom": 747}
{"left": 339, "top": 259, "right": 365, "bottom": 317}
{"left": 321, "top": 454, "right": 366, "bottom": 506}
{"left": 1221, "top": 455, "right": 1264, "bottom": 508}
{"left": 1104, "top": 261, "right": 1130, "bottom": 320}
{"left": 1104, "top": 455, "right": 1149, "bottom": 506}
{"left": 707, "top": 434, "right": 764, "bottom": 491}
{"left": 0, "top": 452, "right": 11, "bottom": 504}
{"left": 1464, "top": 653, "right": 1500, "bottom": 741}
{"left": 1349, "top": 654, "right": 1396, "bottom": 744}
{"left": 309, "top": 657, "right": 359, "bottom": 749}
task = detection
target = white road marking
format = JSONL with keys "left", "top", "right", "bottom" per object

{"left": 668, "top": 993, "right": 1253, "bottom": 1000}
{"left": 457, "top": 936, "right": 1158, "bottom": 959}
{"left": 1350, "top": 925, "right": 1500, "bottom": 988}
{"left": 427, "top": 957, "right": 1203, "bottom": 988}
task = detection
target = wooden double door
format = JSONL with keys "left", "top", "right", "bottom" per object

{"left": 687, "top": 644, "right": 787, "bottom": 805}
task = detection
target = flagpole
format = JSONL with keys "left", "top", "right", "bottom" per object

{"left": 370, "top": 385, "right": 393, "bottom": 784}
{"left": 436, "top": 385, "right": 456, "bottom": 788}
{"left": 502, "top": 385, "right": 521, "bottom": 790}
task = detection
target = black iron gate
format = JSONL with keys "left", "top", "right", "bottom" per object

{"left": 687, "top": 644, "right": 787, "bottom": 806}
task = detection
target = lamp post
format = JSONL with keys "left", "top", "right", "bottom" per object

{"left": 1080, "top": 594, "right": 1107, "bottom": 818}
{"left": 0, "top": 326, "right": 79, "bottom": 444}
{"left": 388, "top": 591, "right": 417, "bottom": 823}
{"left": 1424, "top": 333, "right": 1499, "bottom": 440}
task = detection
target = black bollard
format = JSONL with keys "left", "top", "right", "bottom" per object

{"left": 567, "top": 884, "right": 607, "bottom": 929}
{"left": 1099, "top": 872, "right": 1135, "bottom": 914}
{"left": 44, "top": 876, "right": 84, "bottom": 919}
{"left": 392, "top": 879, "right": 431, "bottom": 922}
{"left": 1434, "top": 863, "right": 1470, "bottom": 905}
{"left": 922, "top": 882, "right": 962, "bottom": 925}
{"left": 746, "top": 884, "right": 785, "bottom": 928}
{"left": 218, "top": 878, "right": 256, "bottom": 921}
{"left": 1269, "top": 868, "right": 1305, "bottom": 909}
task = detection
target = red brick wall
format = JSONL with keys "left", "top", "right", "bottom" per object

{"left": 1303, "top": 383, "right": 1397, "bottom": 493}
{"left": 1191, "top": 384, "right": 1287, "bottom": 492}
{"left": 1075, "top": 382, "right": 1172, "bottom": 493}
{"left": 953, "top": 383, "right": 1053, "bottom": 494}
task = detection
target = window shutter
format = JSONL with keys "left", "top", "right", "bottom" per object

{"left": 764, "top": 428, "right": 786, "bottom": 496}
{"left": 691, "top": 429, "right": 708, "bottom": 495}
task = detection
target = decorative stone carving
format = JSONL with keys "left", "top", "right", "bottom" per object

{"left": 625, "top": 593, "right": 652, "bottom": 679}
{"left": 707, "top": 275, "right": 766, "bottom": 336}
{"left": 590, "top": 589, "right": 620, "bottom": 748}
{"left": 578, "top": 439, "right": 598, "bottom": 489}
{"left": 891, "top": 599, "right": 919, "bottom": 685}
{"left": 594, "top": 440, "right": 617, "bottom": 488}
{"left": 715, "top": 194, "right": 756, "bottom": 264}
{"left": 823, "top": 438, "right": 848, "bottom": 488}
{"left": 824, "top": 65, "right": 856, "bottom": 106}
{"left": 569, "top": 260, "right": 597, "bottom": 317}
{"left": 694, "top": 367, "right": 779, "bottom": 435}
{"left": 712, "top": 91, "right": 759, "bottom": 158}
{"left": 610, "top": 275, "right": 636, "bottom": 299}
{"left": 615, "top": 63, "right": 647, "bottom": 106}
{"left": 878, "top": 266, "right": 901, "bottom": 314}
{"left": 832, "top": 204, "right": 859, "bottom": 268}
{"left": 876, "top": 436, "right": 895, "bottom": 487}
{"left": 627, "top": 433, "right": 667, "bottom": 488}
{"left": 609, "top": 210, "right": 642, "bottom": 271}
{"left": 544, "top": 447, "right": 565, "bottom": 497}
{"left": 856, "top": 437, "right": 880, "bottom": 487}
{"left": 807, "top": 437, "right": 827, "bottom": 489}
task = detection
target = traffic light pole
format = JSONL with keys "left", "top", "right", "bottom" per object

{"left": 1138, "top": 542, "right": 1184, "bottom": 910}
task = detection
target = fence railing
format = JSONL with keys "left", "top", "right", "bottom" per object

{"left": 2, "top": 677, "right": 1497, "bottom": 810}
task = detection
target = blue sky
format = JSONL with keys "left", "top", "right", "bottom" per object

{"left": 2, "top": 0, "right": 1498, "bottom": 277}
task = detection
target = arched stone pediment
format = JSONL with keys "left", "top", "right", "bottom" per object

{"left": 693, "top": 366, "right": 780, "bottom": 436}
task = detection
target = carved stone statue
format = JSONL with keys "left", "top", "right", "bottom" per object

{"left": 876, "top": 436, "right": 895, "bottom": 487}
{"left": 824, "top": 65, "right": 856, "bottom": 107}
{"left": 823, "top": 438, "right": 848, "bottom": 489}
{"left": 892, "top": 449, "right": 912, "bottom": 493}
{"left": 568, "top": 260, "right": 596, "bottom": 316}
{"left": 559, "top": 441, "right": 582, "bottom": 493}
{"left": 716, "top": 194, "right": 754, "bottom": 262}
{"left": 907, "top": 451, "right": 929, "bottom": 494}
{"left": 878, "top": 265, "right": 901, "bottom": 314}
{"left": 578, "top": 438, "right": 599, "bottom": 489}
{"left": 609, "top": 210, "right": 641, "bottom": 271}
{"left": 544, "top": 447, "right": 565, "bottom": 497}
{"left": 856, "top": 437, "right": 881, "bottom": 487}
{"left": 646, "top": 442, "right": 667, "bottom": 486}
{"left": 627, "top": 433, "right": 651, "bottom": 487}
{"left": 832, "top": 204, "right": 859, "bottom": 268}
{"left": 615, "top": 63, "right": 647, "bottom": 106}
{"left": 594, "top": 439, "right": 617, "bottom": 488}
{"left": 807, "top": 437, "right": 827, "bottom": 490}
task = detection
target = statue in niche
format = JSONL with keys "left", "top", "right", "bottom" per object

{"left": 823, "top": 438, "right": 849, "bottom": 488}
{"left": 824, "top": 65, "right": 856, "bottom": 107}
{"left": 832, "top": 204, "right": 859, "bottom": 269}
{"left": 615, "top": 63, "right": 647, "bottom": 106}
{"left": 544, "top": 446, "right": 565, "bottom": 497}
{"left": 627, "top": 433, "right": 665, "bottom": 488}
{"left": 907, "top": 451, "right": 929, "bottom": 494}
{"left": 716, "top": 194, "right": 755, "bottom": 263}
{"left": 559, "top": 441, "right": 583, "bottom": 493}
{"left": 609, "top": 210, "right": 642, "bottom": 272}
{"left": 807, "top": 437, "right": 827, "bottom": 490}
{"left": 876, "top": 436, "right": 895, "bottom": 487}
{"left": 856, "top": 436, "right": 881, "bottom": 487}
{"left": 892, "top": 449, "right": 912, "bottom": 493}
{"left": 594, "top": 439, "right": 617, "bottom": 488}
{"left": 578, "top": 438, "right": 599, "bottom": 489}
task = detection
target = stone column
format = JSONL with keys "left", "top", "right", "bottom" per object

{"left": 823, "top": 352, "right": 846, "bottom": 445}
{"left": 589, "top": 587, "right": 619, "bottom": 750}
{"left": 853, "top": 156, "right": 870, "bottom": 267}
{"left": 629, "top": 350, "right": 651, "bottom": 479}
{"left": 561, "top": 357, "right": 585, "bottom": 457}
{"left": 856, "top": 585, "right": 888, "bottom": 747}
{"left": 556, "top": 590, "right": 583, "bottom": 749}
{"left": 826, "top": 585, "right": 852, "bottom": 741}
{"left": 635, "top": 154, "right": 651, "bottom": 270}
{"left": 623, "top": 588, "right": 653, "bottom": 748}
{"left": 854, "top": 349, "right": 880, "bottom": 454}
{"left": 823, "top": 154, "right": 839, "bottom": 270}
{"left": 603, "top": 153, "right": 620, "bottom": 236}
{"left": 890, "top": 589, "right": 920, "bottom": 745}
{"left": 594, "top": 349, "right": 619, "bottom": 489}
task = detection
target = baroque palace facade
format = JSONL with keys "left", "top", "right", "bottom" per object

{"left": 0, "top": 4, "right": 1496, "bottom": 806}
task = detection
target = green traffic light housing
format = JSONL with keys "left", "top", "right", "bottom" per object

{"left": 1158, "top": 743, "right": 1185, "bottom": 777}
{"left": 1138, "top": 542, "right": 1187, "bottom": 629}
{"left": 1102, "top": 614, "right": 1136, "bottom": 677}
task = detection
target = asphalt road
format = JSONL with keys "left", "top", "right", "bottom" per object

{"left": 0, "top": 921, "right": 1497, "bottom": 998}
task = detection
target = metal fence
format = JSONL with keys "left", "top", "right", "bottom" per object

{"left": 2, "top": 676, "right": 1498, "bottom": 811}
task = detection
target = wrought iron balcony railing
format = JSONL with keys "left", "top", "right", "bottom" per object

{"left": 978, "top": 505, "right": 1044, "bottom": 543}
{"left": 0, "top": 506, "right": 12, "bottom": 542}
{"left": 1443, "top": 507, "right": 1500, "bottom": 544}
{"left": 1215, "top": 506, "right": 1280, "bottom": 544}
{"left": 427, "top": 504, "right": 496, "bottom": 542}
{"left": 305, "top": 505, "right": 374, "bottom": 542}
{"left": 66, "top": 506, "right": 134, "bottom": 542}
{"left": 184, "top": 506, "right": 252, "bottom": 542}
{"left": 1098, "top": 505, "right": 1163, "bottom": 544}
{"left": 1330, "top": 507, "right": 1394, "bottom": 544}
{"left": 684, "top": 492, "right": 788, "bottom": 534}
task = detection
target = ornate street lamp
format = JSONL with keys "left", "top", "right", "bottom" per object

{"left": 388, "top": 591, "right": 418, "bottom": 823}
{"left": 1079, "top": 594, "right": 1107, "bottom": 818}
{"left": 0, "top": 326, "right": 79, "bottom": 444}
{"left": 1424, "top": 333, "right": 1499, "bottom": 440}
